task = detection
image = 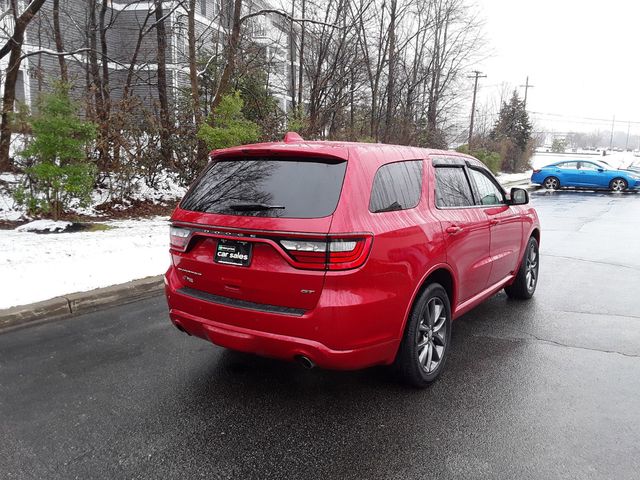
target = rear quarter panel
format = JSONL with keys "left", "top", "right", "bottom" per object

{"left": 325, "top": 147, "right": 447, "bottom": 348}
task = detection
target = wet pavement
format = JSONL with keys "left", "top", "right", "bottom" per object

{"left": 1, "top": 190, "right": 639, "bottom": 479}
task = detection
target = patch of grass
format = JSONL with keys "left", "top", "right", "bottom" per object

{"left": 86, "top": 223, "right": 113, "bottom": 232}
{"left": 66, "top": 222, "right": 114, "bottom": 233}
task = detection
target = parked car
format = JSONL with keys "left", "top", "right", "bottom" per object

{"left": 531, "top": 160, "right": 640, "bottom": 191}
{"left": 624, "top": 163, "right": 640, "bottom": 174}
{"left": 165, "top": 134, "right": 541, "bottom": 387}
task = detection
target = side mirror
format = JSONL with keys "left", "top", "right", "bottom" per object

{"left": 509, "top": 187, "right": 529, "bottom": 205}
{"left": 598, "top": 168, "right": 604, "bottom": 172}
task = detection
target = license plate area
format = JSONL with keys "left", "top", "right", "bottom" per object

{"left": 214, "top": 239, "right": 252, "bottom": 267}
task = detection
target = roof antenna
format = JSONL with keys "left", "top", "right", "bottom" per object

{"left": 284, "top": 132, "right": 304, "bottom": 143}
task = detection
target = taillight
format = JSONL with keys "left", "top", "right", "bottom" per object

{"left": 279, "top": 236, "right": 372, "bottom": 270}
{"left": 532, "top": 169, "right": 541, "bottom": 174}
{"left": 170, "top": 226, "right": 192, "bottom": 252}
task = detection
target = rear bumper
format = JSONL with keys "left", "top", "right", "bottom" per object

{"left": 168, "top": 306, "right": 397, "bottom": 370}
{"left": 164, "top": 268, "right": 400, "bottom": 370}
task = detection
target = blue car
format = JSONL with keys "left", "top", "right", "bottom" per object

{"left": 531, "top": 159, "right": 640, "bottom": 192}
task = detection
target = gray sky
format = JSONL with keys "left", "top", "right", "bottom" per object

{"left": 475, "top": 0, "right": 640, "bottom": 133}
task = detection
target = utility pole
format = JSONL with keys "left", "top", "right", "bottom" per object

{"left": 467, "top": 70, "right": 486, "bottom": 149}
{"left": 519, "top": 76, "right": 534, "bottom": 109}
{"left": 626, "top": 121, "right": 631, "bottom": 151}
{"left": 609, "top": 115, "right": 615, "bottom": 151}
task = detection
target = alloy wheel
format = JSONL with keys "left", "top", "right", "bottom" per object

{"left": 544, "top": 177, "right": 559, "bottom": 189}
{"left": 611, "top": 179, "right": 626, "bottom": 192}
{"left": 416, "top": 298, "right": 448, "bottom": 373}
{"left": 525, "top": 243, "right": 538, "bottom": 293}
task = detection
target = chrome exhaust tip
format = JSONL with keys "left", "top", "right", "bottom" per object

{"left": 174, "top": 322, "right": 191, "bottom": 336}
{"left": 296, "top": 355, "right": 316, "bottom": 369}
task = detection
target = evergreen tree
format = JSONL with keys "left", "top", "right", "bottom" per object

{"left": 197, "top": 91, "right": 261, "bottom": 150}
{"left": 490, "top": 91, "right": 533, "bottom": 172}
{"left": 14, "top": 84, "right": 97, "bottom": 220}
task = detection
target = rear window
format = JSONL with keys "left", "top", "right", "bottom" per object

{"left": 180, "top": 157, "right": 347, "bottom": 218}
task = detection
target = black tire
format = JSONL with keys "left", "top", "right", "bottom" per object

{"left": 543, "top": 176, "right": 560, "bottom": 190}
{"left": 505, "top": 236, "right": 539, "bottom": 300}
{"left": 395, "top": 283, "right": 452, "bottom": 388}
{"left": 609, "top": 177, "right": 627, "bottom": 192}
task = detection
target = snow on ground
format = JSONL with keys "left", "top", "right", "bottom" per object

{"left": 0, "top": 172, "right": 186, "bottom": 221}
{"left": 0, "top": 173, "right": 23, "bottom": 221}
{"left": 73, "top": 173, "right": 186, "bottom": 216}
{"left": 496, "top": 171, "right": 532, "bottom": 185}
{"left": 16, "top": 220, "right": 72, "bottom": 233}
{"left": 0, "top": 218, "right": 170, "bottom": 309}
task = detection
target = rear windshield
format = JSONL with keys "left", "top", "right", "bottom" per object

{"left": 180, "top": 157, "right": 348, "bottom": 218}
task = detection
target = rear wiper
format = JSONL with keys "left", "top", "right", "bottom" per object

{"left": 228, "top": 203, "right": 286, "bottom": 211}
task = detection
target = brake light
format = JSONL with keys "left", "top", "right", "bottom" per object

{"left": 170, "top": 226, "right": 192, "bottom": 252}
{"left": 533, "top": 169, "right": 541, "bottom": 174}
{"left": 279, "top": 236, "right": 372, "bottom": 270}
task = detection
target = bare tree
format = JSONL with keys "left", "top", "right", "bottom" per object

{"left": 0, "top": 0, "right": 47, "bottom": 171}
{"left": 52, "top": 0, "right": 67, "bottom": 83}
{"left": 154, "top": 0, "right": 172, "bottom": 167}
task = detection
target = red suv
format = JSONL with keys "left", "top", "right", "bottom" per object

{"left": 165, "top": 134, "right": 540, "bottom": 387}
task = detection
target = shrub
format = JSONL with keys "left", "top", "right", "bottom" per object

{"left": 551, "top": 138, "right": 567, "bottom": 153}
{"left": 456, "top": 144, "right": 502, "bottom": 174}
{"left": 197, "top": 91, "right": 261, "bottom": 151}
{"left": 14, "top": 83, "right": 97, "bottom": 220}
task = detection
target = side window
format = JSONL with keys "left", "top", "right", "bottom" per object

{"left": 369, "top": 160, "right": 423, "bottom": 213}
{"left": 580, "top": 162, "right": 599, "bottom": 171}
{"left": 468, "top": 168, "right": 505, "bottom": 206}
{"left": 434, "top": 167, "right": 475, "bottom": 208}
{"left": 557, "top": 162, "right": 576, "bottom": 169}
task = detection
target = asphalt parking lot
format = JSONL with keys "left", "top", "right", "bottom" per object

{"left": 1, "top": 190, "right": 639, "bottom": 479}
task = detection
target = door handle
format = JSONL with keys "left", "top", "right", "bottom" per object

{"left": 446, "top": 225, "right": 463, "bottom": 235}
{"left": 489, "top": 219, "right": 500, "bottom": 226}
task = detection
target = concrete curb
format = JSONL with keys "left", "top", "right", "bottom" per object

{"left": 500, "top": 180, "right": 538, "bottom": 192}
{"left": 0, "top": 275, "right": 165, "bottom": 332}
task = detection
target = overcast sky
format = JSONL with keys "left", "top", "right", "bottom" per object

{"left": 475, "top": 0, "right": 640, "bottom": 134}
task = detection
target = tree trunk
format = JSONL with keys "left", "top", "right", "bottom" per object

{"left": 99, "top": 2, "right": 110, "bottom": 116}
{"left": 288, "top": 0, "right": 297, "bottom": 113}
{"left": 123, "top": 9, "right": 154, "bottom": 101}
{"left": 99, "top": 1, "right": 112, "bottom": 169}
{"left": 155, "top": 0, "right": 172, "bottom": 167}
{"left": 212, "top": 0, "right": 242, "bottom": 110}
{"left": 0, "top": 0, "right": 47, "bottom": 171}
{"left": 52, "top": 0, "right": 68, "bottom": 83}
{"left": 88, "top": 1, "right": 108, "bottom": 168}
{"left": 0, "top": 44, "right": 21, "bottom": 171}
{"left": 383, "top": 0, "right": 397, "bottom": 143}
{"left": 296, "top": 0, "right": 306, "bottom": 111}
{"left": 188, "top": 0, "right": 207, "bottom": 163}
{"left": 187, "top": 0, "right": 202, "bottom": 126}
